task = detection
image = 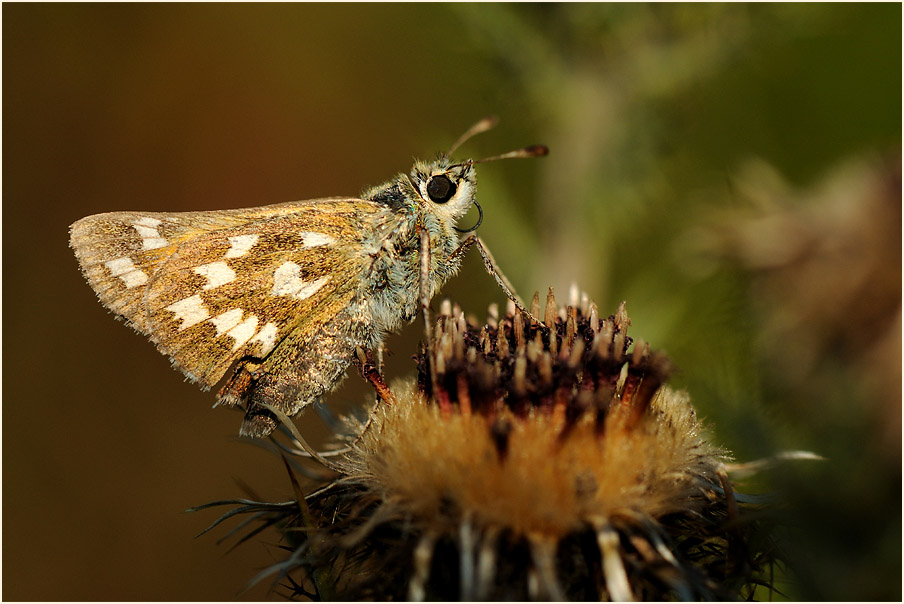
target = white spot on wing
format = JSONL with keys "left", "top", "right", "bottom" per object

{"left": 227, "top": 315, "right": 259, "bottom": 351}
{"left": 142, "top": 238, "right": 167, "bottom": 250}
{"left": 132, "top": 218, "right": 167, "bottom": 250}
{"left": 209, "top": 310, "right": 261, "bottom": 351}
{"left": 249, "top": 322, "right": 279, "bottom": 355}
{"left": 120, "top": 271, "right": 148, "bottom": 289}
{"left": 193, "top": 261, "right": 236, "bottom": 290}
{"left": 300, "top": 231, "right": 336, "bottom": 248}
{"left": 272, "top": 262, "right": 330, "bottom": 300}
{"left": 105, "top": 257, "right": 148, "bottom": 288}
{"left": 135, "top": 217, "right": 162, "bottom": 227}
{"left": 105, "top": 257, "right": 137, "bottom": 274}
{"left": 132, "top": 225, "right": 158, "bottom": 238}
{"left": 165, "top": 294, "right": 210, "bottom": 330}
{"left": 209, "top": 308, "right": 243, "bottom": 335}
{"left": 224, "top": 234, "right": 259, "bottom": 258}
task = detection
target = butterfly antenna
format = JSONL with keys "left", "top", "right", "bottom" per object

{"left": 473, "top": 144, "right": 549, "bottom": 164}
{"left": 447, "top": 115, "right": 500, "bottom": 157}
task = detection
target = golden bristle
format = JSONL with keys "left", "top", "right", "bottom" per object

{"left": 199, "top": 289, "right": 781, "bottom": 601}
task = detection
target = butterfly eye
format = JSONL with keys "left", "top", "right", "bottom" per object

{"left": 426, "top": 174, "right": 456, "bottom": 204}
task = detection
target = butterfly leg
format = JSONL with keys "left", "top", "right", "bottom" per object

{"left": 418, "top": 227, "right": 440, "bottom": 396}
{"left": 216, "top": 359, "right": 260, "bottom": 407}
{"left": 451, "top": 234, "right": 545, "bottom": 327}
{"left": 353, "top": 346, "right": 395, "bottom": 405}
{"left": 350, "top": 343, "right": 392, "bottom": 444}
{"left": 418, "top": 226, "right": 435, "bottom": 344}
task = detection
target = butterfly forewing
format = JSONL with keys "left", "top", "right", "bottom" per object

{"left": 70, "top": 198, "right": 393, "bottom": 388}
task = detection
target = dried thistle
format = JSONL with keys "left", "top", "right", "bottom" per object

{"left": 198, "top": 288, "right": 783, "bottom": 600}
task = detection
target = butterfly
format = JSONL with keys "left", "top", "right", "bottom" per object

{"left": 70, "top": 117, "right": 547, "bottom": 437}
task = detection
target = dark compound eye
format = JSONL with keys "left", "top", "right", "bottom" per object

{"left": 426, "top": 174, "right": 456, "bottom": 203}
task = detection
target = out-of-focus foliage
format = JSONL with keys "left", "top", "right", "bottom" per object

{"left": 4, "top": 3, "right": 898, "bottom": 600}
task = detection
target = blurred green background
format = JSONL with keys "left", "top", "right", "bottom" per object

{"left": 4, "top": 3, "right": 900, "bottom": 600}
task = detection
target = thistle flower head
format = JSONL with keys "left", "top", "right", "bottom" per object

{"left": 349, "top": 292, "right": 719, "bottom": 534}
{"left": 201, "top": 289, "right": 779, "bottom": 600}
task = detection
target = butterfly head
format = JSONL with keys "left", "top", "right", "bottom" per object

{"left": 405, "top": 116, "right": 548, "bottom": 233}
{"left": 409, "top": 157, "right": 479, "bottom": 229}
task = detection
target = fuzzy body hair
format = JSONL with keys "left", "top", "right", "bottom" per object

{"left": 359, "top": 168, "right": 474, "bottom": 334}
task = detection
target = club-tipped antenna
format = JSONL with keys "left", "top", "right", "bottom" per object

{"left": 472, "top": 144, "right": 549, "bottom": 164}
{"left": 447, "top": 115, "right": 500, "bottom": 157}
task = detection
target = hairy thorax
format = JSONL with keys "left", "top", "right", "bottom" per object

{"left": 361, "top": 203, "right": 462, "bottom": 336}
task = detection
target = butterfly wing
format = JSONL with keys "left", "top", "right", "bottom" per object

{"left": 70, "top": 198, "right": 394, "bottom": 388}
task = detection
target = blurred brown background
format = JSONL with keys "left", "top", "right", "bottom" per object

{"left": 3, "top": 4, "right": 900, "bottom": 601}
